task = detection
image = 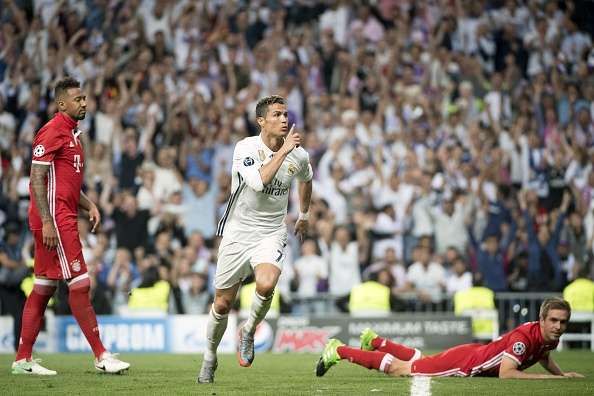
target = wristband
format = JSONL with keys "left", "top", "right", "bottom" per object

{"left": 298, "top": 212, "right": 309, "bottom": 221}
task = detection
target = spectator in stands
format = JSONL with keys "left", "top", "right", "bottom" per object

{"left": 427, "top": 193, "right": 470, "bottom": 255}
{"left": 446, "top": 257, "right": 473, "bottom": 296}
{"left": 521, "top": 190, "right": 570, "bottom": 291}
{"left": 563, "top": 266, "right": 594, "bottom": 312}
{"left": 179, "top": 270, "right": 211, "bottom": 315}
{"left": 0, "top": 0, "right": 593, "bottom": 324}
{"left": 293, "top": 238, "right": 328, "bottom": 315}
{"left": 106, "top": 248, "right": 138, "bottom": 310}
{"left": 468, "top": 209, "right": 516, "bottom": 292}
{"left": 182, "top": 177, "right": 218, "bottom": 240}
{"left": 406, "top": 244, "right": 446, "bottom": 304}
{"left": 102, "top": 190, "right": 150, "bottom": 253}
{"left": 362, "top": 247, "right": 408, "bottom": 293}
{"left": 329, "top": 226, "right": 361, "bottom": 312}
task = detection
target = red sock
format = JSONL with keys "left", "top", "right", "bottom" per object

{"left": 337, "top": 346, "right": 394, "bottom": 373}
{"left": 68, "top": 277, "right": 106, "bottom": 358}
{"left": 371, "top": 337, "right": 417, "bottom": 361}
{"left": 15, "top": 285, "right": 55, "bottom": 361}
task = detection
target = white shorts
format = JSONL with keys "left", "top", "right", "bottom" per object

{"left": 214, "top": 231, "right": 288, "bottom": 290}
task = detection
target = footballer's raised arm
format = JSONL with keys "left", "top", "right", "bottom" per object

{"left": 259, "top": 125, "right": 300, "bottom": 185}
{"left": 233, "top": 141, "right": 265, "bottom": 192}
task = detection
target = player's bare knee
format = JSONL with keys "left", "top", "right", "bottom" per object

{"left": 255, "top": 279, "right": 276, "bottom": 297}
{"left": 213, "top": 296, "right": 232, "bottom": 315}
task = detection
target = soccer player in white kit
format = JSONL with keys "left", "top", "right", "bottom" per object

{"left": 198, "top": 95, "right": 313, "bottom": 383}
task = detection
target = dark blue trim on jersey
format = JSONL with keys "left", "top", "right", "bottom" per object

{"left": 216, "top": 173, "right": 244, "bottom": 236}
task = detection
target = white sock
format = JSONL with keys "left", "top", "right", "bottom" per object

{"left": 204, "top": 305, "right": 228, "bottom": 361}
{"left": 244, "top": 291, "right": 273, "bottom": 335}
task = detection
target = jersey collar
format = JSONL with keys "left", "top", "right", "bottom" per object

{"left": 258, "top": 134, "right": 275, "bottom": 157}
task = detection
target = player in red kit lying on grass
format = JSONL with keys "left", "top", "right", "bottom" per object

{"left": 316, "top": 297, "right": 584, "bottom": 379}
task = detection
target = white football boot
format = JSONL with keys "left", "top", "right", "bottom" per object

{"left": 12, "top": 358, "right": 57, "bottom": 375}
{"left": 94, "top": 352, "right": 130, "bottom": 374}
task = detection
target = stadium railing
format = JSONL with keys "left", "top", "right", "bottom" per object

{"left": 288, "top": 292, "right": 561, "bottom": 333}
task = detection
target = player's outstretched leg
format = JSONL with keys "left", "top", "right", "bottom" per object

{"left": 317, "top": 338, "right": 402, "bottom": 377}
{"left": 360, "top": 328, "right": 422, "bottom": 361}
{"left": 12, "top": 278, "right": 57, "bottom": 375}
{"left": 316, "top": 339, "right": 344, "bottom": 376}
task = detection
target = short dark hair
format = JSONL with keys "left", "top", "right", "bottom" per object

{"left": 255, "top": 95, "right": 286, "bottom": 119}
{"left": 539, "top": 297, "right": 571, "bottom": 320}
{"left": 54, "top": 77, "right": 80, "bottom": 100}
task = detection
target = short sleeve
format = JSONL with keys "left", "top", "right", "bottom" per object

{"left": 31, "top": 130, "right": 63, "bottom": 165}
{"left": 232, "top": 141, "right": 264, "bottom": 192}
{"left": 297, "top": 150, "right": 313, "bottom": 182}
{"left": 503, "top": 334, "right": 531, "bottom": 366}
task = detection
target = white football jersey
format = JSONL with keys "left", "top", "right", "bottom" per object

{"left": 216, "top": 135, "right": 313, "bottom": 240}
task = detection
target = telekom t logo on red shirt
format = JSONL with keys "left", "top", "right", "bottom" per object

{"left": 73, "top": 154, "right": 83, "bottom": 173}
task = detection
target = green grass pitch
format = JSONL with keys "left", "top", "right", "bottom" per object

{"left": 1, "top": 352, "right": 593, "bottom": 395}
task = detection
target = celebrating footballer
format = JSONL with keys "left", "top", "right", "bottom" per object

{"left": 198, "top": 95, "right": 313, "bottom": 383}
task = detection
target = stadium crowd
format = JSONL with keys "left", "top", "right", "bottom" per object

{"left": 1, "top": 0, "right": 594, "bottom": 319}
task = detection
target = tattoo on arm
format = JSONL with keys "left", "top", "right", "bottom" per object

{"left": 30, "top": 163, "right": 51, "bottom": 222}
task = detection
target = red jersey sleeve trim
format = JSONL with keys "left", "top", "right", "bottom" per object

{"left": 32, "top": 160, "right": 52, "bottom": 165}
{"left": 503, "top": 352, "right": 521, "bottom": 366}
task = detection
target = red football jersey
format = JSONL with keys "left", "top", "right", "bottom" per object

{"left": 29, "top": 112, "right": 85, "bottom": 230}
{"left": 469, "top": 321, "right": 558, "bottom": 376}
{"left": 412, "top": 321, "right": 558, "bottom": 377}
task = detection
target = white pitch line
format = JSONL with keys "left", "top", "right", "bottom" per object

{"left": 410, "top": 376, "right": 431, "bottom": 396}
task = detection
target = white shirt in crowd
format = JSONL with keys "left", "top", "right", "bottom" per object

{"left": 407, "top": 261, "right": 446, "bottom": 302}
{"left": 446, "top": 271, "right": 473, "bottom": 295}
{"left": 328, "top": 241, "right": 360, "bottom": 296}
{"left": 294, "top": 254, "right": 328, "bottom": 298}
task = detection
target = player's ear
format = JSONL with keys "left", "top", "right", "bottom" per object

{"left": 56, "top": 98, "right": 66, "bottom": 111}
{"left": 257, "top": 116, "right": 265, "bottom": 129}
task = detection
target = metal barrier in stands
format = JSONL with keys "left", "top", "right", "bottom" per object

{"left": 288, "top": 292, "right": 562, "bottom": 333}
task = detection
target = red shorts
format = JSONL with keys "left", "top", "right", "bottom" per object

{"left": 33, "top": 224, "right": 87, "bottom": 280}
{"left": 411, "top": 344, "right": 481, "bottom": 377}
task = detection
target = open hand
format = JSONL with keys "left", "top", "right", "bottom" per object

{"left": 563, "top": 372, "right": 584, "bottom": 378}
{"left": 42, "top": 221, "right": 58, "bottom": 250}
{"left": 294, "top": 219, "right": 308, "bottom": 242}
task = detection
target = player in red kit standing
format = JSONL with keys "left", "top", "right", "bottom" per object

{"left": 11, "top": 77, "right": 130, "bottom": 375}
{"left": 316, "top": 297, "right": 584, "bottom": 379}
